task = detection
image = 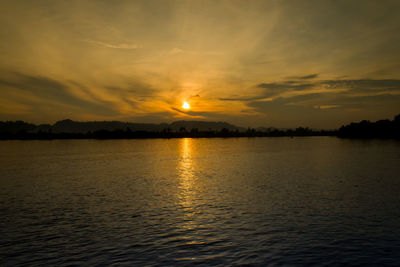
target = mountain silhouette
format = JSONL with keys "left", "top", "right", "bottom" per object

{"left": 49, "top": 119, "right": 243, "bottom": 133}
{"left": 0, "top": 119, "right": 244, "bottom": 135}
{"left": 1, "top": 114, "right": 399, "bottom": 139}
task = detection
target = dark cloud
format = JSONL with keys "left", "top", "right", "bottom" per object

{"left": 288, "top": 74, "right": 319, "bottom": 80}
{"left": 219, "top": 96, "right": 267, "bottom": 101}
{"left": 169, "top": 107, "right": 235, "bottom": 121}
{"left": 321, "top": 79, "right": 400, "bottom": 92}
{"left": 329, "top": 93, "right": 400, "bottom": 108}
{"left": 171, "top": 107, "right": 210, "bottom": 117}
{"left": 105, "top": 79, "right": 156, "bottom": 96}
{"left": 220, "top": 78, "right": 400, "bottom": 106}
{"left": 257, "top": 82, "right": 314, "bottom": 91}
{"left": 247, "top": 93, "right": 400, "bottom": 128}
{"left": 0, "top": 72, "right": 68, "bottom": 97}
{"left": 248, "top": 93, "right": 322, "bottom": 109}
{"left": 105, "top": 85, "right": 153, "bottom": 107}
{"left": 256, "top": 78, "right": 400, "bottom": 99}
{"left": 252, "top": 82, "right": 314, "bottom": 98}
{"left": 0, "top": 72, "right": 119, "bottom": 116}
{"left": 219, "top": 77, "right": 400, "bottom": 127}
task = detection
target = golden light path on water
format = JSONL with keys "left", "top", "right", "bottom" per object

{"left": 177, "top": 138, "right": 194, "bottom": 208}
{"left": 176, "top": 138, "right": 199, "bottom": 232}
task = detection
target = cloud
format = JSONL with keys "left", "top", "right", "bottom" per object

{"left": 321, "top": 79, "right": 400, "bottom": 93}
{"left": 220, "top": 78, "right": 400, "bottom": 105}
{"left": 313, "top": 105, "right": 340, "bottom": 109}
{"left": 168, "top": 48, "right": 184, "bottom": 55}
{"left": 247, "top": 92, "right": 400, "bottom": 128}
{"left": 170, "top": 107, "right": 205, "bottom": 118}
{"left": 105, "top": 82, "right": 156, "bottom": 97}
{"left": 218, "top": 77, "right": 400, "bottom": 127}
{"left": 329, "top": 93, "right": 400, "bottom": 108}
{"left": 86, "top": 39, "right": 140, "bottom": 50}
{"left": 251, "top": 78, "right": 400, "bottom": 100}
{"left": 257, "top": 82, "right": 314, "bottom": 91}
{"left": 0, "top": 72, "right": 119, "bottom": 116}
{"left": 288, "top": 73, "right": 319, "bottom": 80}
{"left": 219, "top": 96, "right": 267, "bottom": 101}
{"left": 169, "top": 105, "right": 240, "bottom": 120}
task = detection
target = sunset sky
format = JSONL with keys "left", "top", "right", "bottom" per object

{"left": 0, "top": 0, "right": 399, "bottom": 128}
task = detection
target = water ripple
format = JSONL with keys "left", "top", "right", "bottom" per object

{"left": 1, "top": 138, "right": 400, "bottom": 265}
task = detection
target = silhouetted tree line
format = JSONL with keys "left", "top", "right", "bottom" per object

{"left": 337, "top": 114, "right": 400, "bottom": 139}
{"left": 0, "top": 114, "right": 399, "bottom": 140}
{"left": 0, "top": 125, "right": 334, "bottom": 140}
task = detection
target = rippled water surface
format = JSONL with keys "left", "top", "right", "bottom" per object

{"left": 1, "top": 137, "right": 400, "bottom": 266}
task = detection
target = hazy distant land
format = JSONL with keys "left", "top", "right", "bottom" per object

{"left": 0, "top": 114, "right": 399, "bottom": 140}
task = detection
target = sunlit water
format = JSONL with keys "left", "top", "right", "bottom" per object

{"left": 1, "top": 137, "right": 400, "bottom": 266}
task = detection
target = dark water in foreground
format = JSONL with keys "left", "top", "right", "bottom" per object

{"left": 1, "top": 137, "right": 400, "bottom": 266}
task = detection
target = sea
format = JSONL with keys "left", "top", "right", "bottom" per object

{"left": 1, "top": 137, "right": 400, "bottom": 266}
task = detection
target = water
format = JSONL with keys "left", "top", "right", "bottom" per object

{"left": 1, "top": 137, "right": 400, "bottom": 266}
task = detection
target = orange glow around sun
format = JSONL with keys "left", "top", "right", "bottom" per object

{"left": 182, "top": 101, "right": 190, "bottom": 110}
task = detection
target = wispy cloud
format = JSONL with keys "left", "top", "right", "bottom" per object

{"left": 219, "top": 96, "right": 268, "bottom": 101}
{"left": 218, "top": 77, "right": 400, "bottom": 127}
{"left": 247, "top": 78, "right": 400, "bottom": 101}
{"left": 313, "top": 105, "right": 340, "bottom": 110}
{"left": 288, "top": 74, "right": 319, "bottom": 80}
{"left": 322, "top": 79, "right": 400, "bottom": 93}
{"left": 168, "top": 48, "right": 184, "bottom": 55}
{"left": 257, "top": 82, "right": 315, "bottom": 97}
{"left": 0, "top": 72, "right": 120, "bottom": 116}
{"left": 86, "top": 39, "right": 141, "bottom": 50}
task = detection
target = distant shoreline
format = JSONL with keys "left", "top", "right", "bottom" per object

{"left": 1, "top": 114, "right": 399, "bottom": 140}
{"left": 1, "top": 132, "right": 399, "bottom": 141}
{"left": 0, "top": 130, "right": 336, "bottom": 140}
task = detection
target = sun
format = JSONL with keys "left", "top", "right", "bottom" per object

{"left": 182, "top": 101, "right": 190, "bottom": 110}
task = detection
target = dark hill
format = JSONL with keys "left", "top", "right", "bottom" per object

{"left": 338, "top": 114, "right": 400, "bottom": 139}
{"left": 51, "top": 119, "right": 164, "bottom": 133}
{"left": 8, "top": 119, "right": 244, "bottom": 134}
{"left": 169, "top": 120, "right": 243, "bottom": 132}
{"left": 0, "top": 121, "right": 36, "bottom": 133}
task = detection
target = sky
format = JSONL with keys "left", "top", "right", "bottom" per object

{"left": 0, "top": 0, "right": 399, "bottom": 129}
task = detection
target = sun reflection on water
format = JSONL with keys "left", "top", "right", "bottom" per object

{"left": 177, "top": 138, "right": 195, "bottom": 210}
{"left": 177, "top": 138, "right": 206, "bottom": 237}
